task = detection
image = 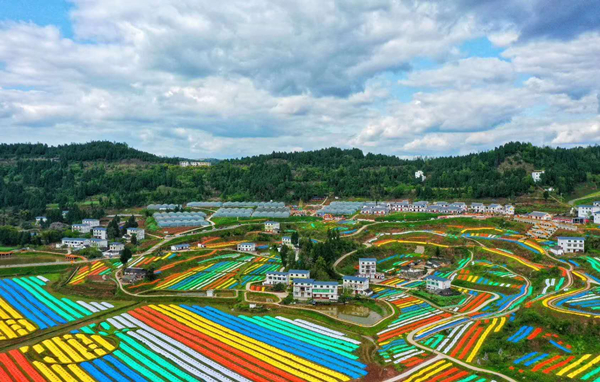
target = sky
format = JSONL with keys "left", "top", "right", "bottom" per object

{"left": 0, "top": 0, "right": 599, "bottom": 159}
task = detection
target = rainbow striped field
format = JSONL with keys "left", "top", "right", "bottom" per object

{"left": 0, "top": 276, "right": 114, "bottom": 342}
{"left": 0, "top": 304, "right": 367, "bottom": 381}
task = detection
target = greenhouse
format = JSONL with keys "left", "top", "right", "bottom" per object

{"left": 187, "top": 201, "right": 223, "bottom": 208}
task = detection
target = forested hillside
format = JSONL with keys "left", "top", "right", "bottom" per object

{"left": 0, "top": 141, "right": 598, "bottom": 215}
{"left": 0, "top": 141, "right": 178, "bottom": 163}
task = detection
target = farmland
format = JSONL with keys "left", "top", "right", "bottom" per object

{"left": 1, "top": 204, "right": 600, "bottom": 382}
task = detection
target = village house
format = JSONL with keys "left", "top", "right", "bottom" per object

{"left": 469, "top": 203, "right": 486, "bottom": 213}
{"left": 505, "top": 205, "right": 515, "bottom": 215}
{"left": 89, "top": 238, "right": 108, "bottom": 249}
{"left": 170, "top": 243, "right": 190, "bottom": 251}
{"left": 578, "top": 205, "right": 600, "bottom": 219}
{"left": 264, "top": 221, "right": 281, "bottom": 233}
{"left": 400, "top": 266, "right": 426, "bottom": 279}
{"left": 526, "top": 211, "right": 553, "bottom": 221}
{"left": 58, "top": 238, "right": 90, "bottom": 249}
{"left": 72, "top": 224, "right": 92, "bottom": 234}
{"left": 488, "top": 204, "right": 504, "bottom": 214}
{"left": 92, "top": 227, "right": 107, "bottom": 240}
{"left": 264, "top": 269, "right": 310, "bottom": 285}
{"left": 126, "top": 227, "right": 145, "bottom": 241}
{"left": 358, "top": 258, "right": 377, "bottom": 278}
{"left": 450, "top": 202, "right": 467, "bottom": 211}
{"left": 35, "top": 216, "right": 47, "bottom": 224}
{"left": 415, "top": 170, "right": 426, "bottom": 181}
{"left": 237, "top": 242, "right": 256, "bottom": 252}
{"left": 532, "top": 170, "right": 545, "bottom": 183}
{"left": 424, "top": 275, "right": 452, "bottom": 292}
{"left": 293, "top": 279, "right": 339, "bottom": 302}
{"left": 342, "top": 276, "right": 371, "bottom": 296}
{"left": 288, "top": 269, "right": 310, "bottom": 280}
{"left": 361, "top": 205, "right": 389, "bottom": 215}
{"left": 281, "top": 236, "right": 293, "bottom": 246}
{"left": 123, "top": 268, "right": 147, "bottom": 283}
{"left": 82, "top": 219, "right": 101, "bottom": 227}
{"left": 595, "top": 212, "right": 600, "bottom": 224}
{"left": 557, "top": 237, "right": 585, "bottom": 254}
{"left": 411, "top": 201, "right": 429, "bottom": 212}
{"left": 109, "top": 242, "right": 125, "bottom": 252}
{"left": 264, "top": 271, "right": 290, "bottom": 285}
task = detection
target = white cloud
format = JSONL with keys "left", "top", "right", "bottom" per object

{"left": 400, "top": 57, "right": 515, "bottom": 89}
{"left": 0, "top": 1, "right": 599, "bottom": 159}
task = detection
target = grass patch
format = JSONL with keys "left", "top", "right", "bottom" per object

{"left": 412, "top": 289, "right": 465, "bottom": 307}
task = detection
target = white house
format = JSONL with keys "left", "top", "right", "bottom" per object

{"left": 293, "top": 279, "right": 339, "bottom": 301}
{"left": 237, "top": 242, "right": 256, "bottom": 252}
{"left": 171, "top": 243, "right": 190, "bottom": 251}
{"left": 532, "top": 170, "right": 545, "bottom": 183}
{"left": 82, "top": 219, "right": 101, "bottom": 227}
{"left": 72, "top": 224, "right": 92, "bottom": 234}
{"left": 578, "top": 205, "right": 600, "bottom": 219}
{"left": 109, "top": 242, "right": 125, "bottom": 252}
{"left": 89, "top": 238, "right": 108, "bottom": 249}
{"left": 411, "top": 201, "right": 429, "bottom": 212}
{"left": 263, "top": 269, "right": 309, "bottom": 286}
{"left": 424, "top": 275, "right": 451, "bottom": 292}
{"left": 594, "top": 212, "right": 600, "bottom": 224}
{"left": 35, "top": 216, "right": 48, "bottom": 224}
{"left": 288, "top": 269, "right": 310, "bottom": 280}
{"left": 504, "top": 205, "right": 515, "bottom": 215}
{"left": 126, "top": 227, "right": 145, "bottom": 241}
{"left": 557, "top": 237, "right": 585, "bottom": 253}
{"left": 92, "top": 227, "right": 107, "bottom": 240}
{"left": 470, "top": 203, "right": 486, "bottom": 213}
{"left": 342, "top": 276, "right": 371, "bottom": 296}
{"left": 282, "top": 236, "right": 293, "bottom": 246}
{"left": 488, "top": 204, "right": 504, "bottom": 214}
{"left": 415, "top": 170, "right": 426, "bottom": 181}
{"left": 264, "top": 271, "right": 290, "bottom": 285}
{"left": 359, "top": 258, "right": 377, "bottom": 277}
{"left": 361, "top": 206, "right": 389, "bottom": 215}
{"left": 450, "top": 202, "right": 467, "bottom": 211}
{"left": 264, "top": 221, "right": 281, "bottom": 232}
{"left": 58, "top": 238, "right": 90, "bottom": 249}
{"left": 526, "top": 211, "right": 552, "bottom": 221}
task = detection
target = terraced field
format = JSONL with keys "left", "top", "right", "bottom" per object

{"left": 0, "top": 304, "right": 367, "bottom": 382}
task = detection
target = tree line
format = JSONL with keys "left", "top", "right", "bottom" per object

{"left": 0, "top": 141, "right": 598, "bottom": 217}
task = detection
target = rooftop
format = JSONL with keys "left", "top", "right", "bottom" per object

{"left": 424, "top": 275, "right": 450, "bottom": 282}
{"left": 289, "top": 269, "right": 310, "bottom": 274}
{"left": 293, "top": 278, "right": 315, "bottom": 284}
{"left": 557, "top": 237, "right": 585, "bottom": 241}
{"left": 314, "top": 281, "right": 340, "bottom": 286}
{"left": 343, "top": 276, "right": 368, "bottom": 282}
{"left": 359, "top": 258, "right": 377, "bottom": 262}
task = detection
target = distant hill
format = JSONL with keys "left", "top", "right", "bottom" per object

{"left": 0, "top": 141, "right": 598, "bottom": 215}
{"left": 0, "top": 141, "right": 177, "bottom": 163}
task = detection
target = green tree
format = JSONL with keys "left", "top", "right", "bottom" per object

{"left": 80, "top": 247, "right": 102, "bottom": 259}
{"left": 543, "top": 190, "right": 549, "bottom": 201}
{"left": 120, "top": 247, "right": 133, "bottom": 266}
{"left": 145, "top": 265, "right": 157, "bottom": 281}
{"left": 130, "top": 233, "right": 137, "bottom": 246}
{"left": 291, "top": 231, "right": 299, "bottom": 246}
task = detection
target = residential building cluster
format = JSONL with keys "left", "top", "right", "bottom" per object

{"left": 319, "top": 200, "right": 515, "bottom": 216}
{"left": 179, "top": 161, "right": 211, "bottom": 167}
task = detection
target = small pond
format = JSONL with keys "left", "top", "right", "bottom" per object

{"left": 310, "top": 304, "right": 383, "bottom": 325}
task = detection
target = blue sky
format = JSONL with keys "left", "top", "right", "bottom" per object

{"left": 1, "top": 0, "right": 73, "bottom": 36}
{"left": 0, "top": 0, "right": 598, "bottom": 159}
